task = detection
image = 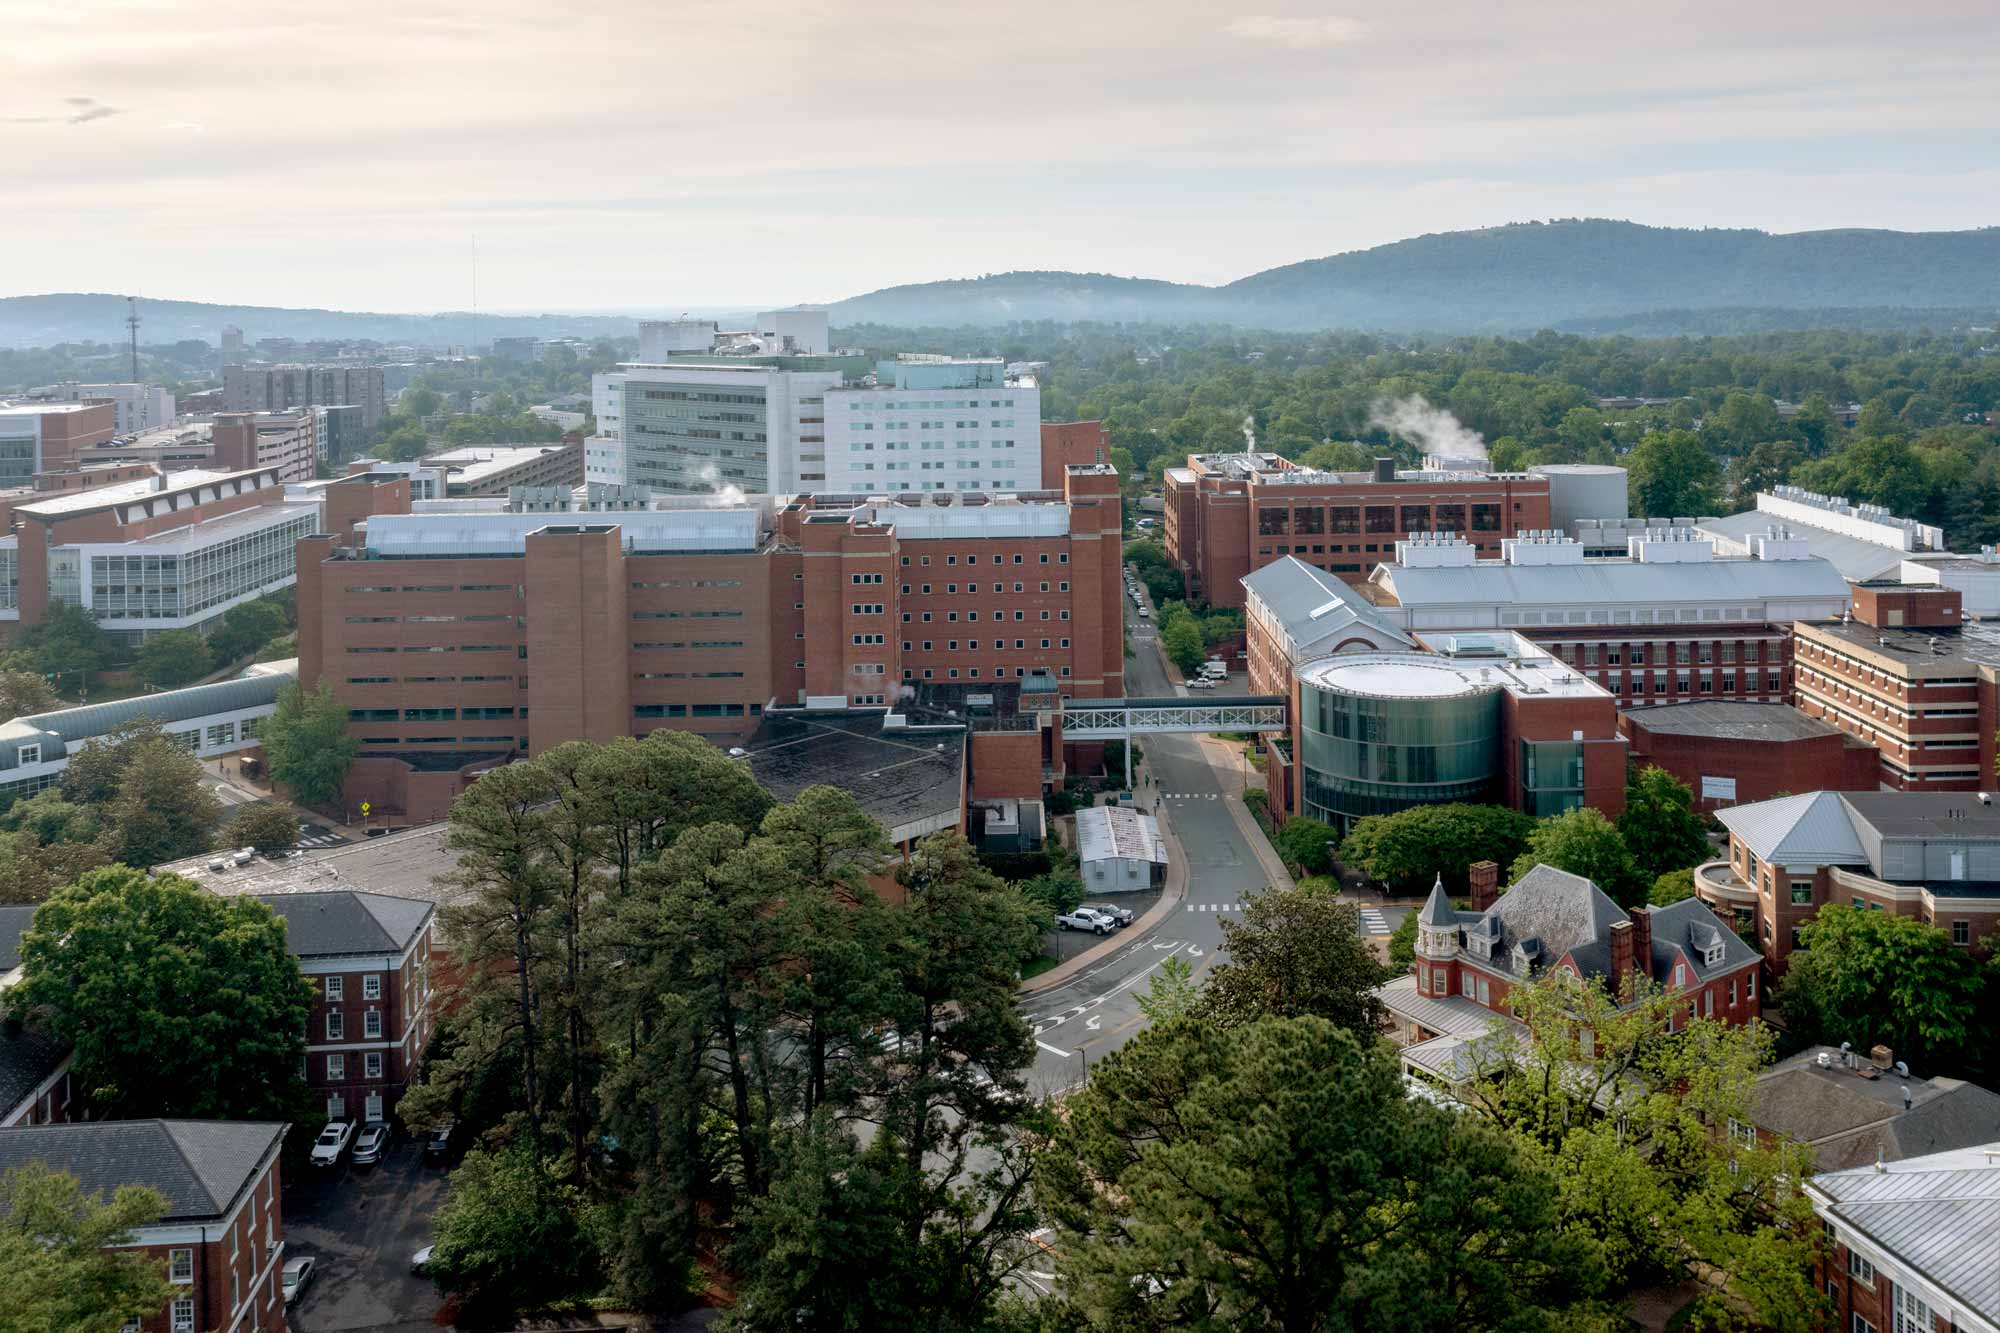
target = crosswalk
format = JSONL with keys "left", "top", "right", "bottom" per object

{"left": 1358, "top": 907, "right": 1391, "bottom": 936}
{"left": 1162, "top": 792, "right": 1221, "bottom": 801}
{"left": 1185, "top": 902, "right": 1244, "bottom": 913}
{"left": 295, "top": 832, "right": 344, "bottom": 849}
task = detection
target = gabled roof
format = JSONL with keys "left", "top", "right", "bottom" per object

{"left": 1757, "top": 1049, "right": 2000, "bottom": 1172}
{"left": 1714, "top": 791, "right": 1867, "bottom": 866}
{"left": 255, "top": 890, "right": 434, "bottom": 957}
{"left": 0, "top": 905, "right": 34, "bottom": 973}
{"left": 1240, "top": 556, "right": 1412, "bottom": 663}
{"left": 0, "top": 1025, "right": 68, "bottom": 1119}
{"left": 1808, "top": 1144, "right": 2000, "bottom": 1325}
{"left": 1481, "top": 864, "right": 1624, "bottom": 979}
{"left": 1646, "top": 896, "right": 1761, "bottom": 983}
{"left": 0, "top": 1120, "right": 286, "bottom": 1222}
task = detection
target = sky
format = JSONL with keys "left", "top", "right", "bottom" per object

{"left": 2, "top": 0, "right": 1997, "bottom": 313}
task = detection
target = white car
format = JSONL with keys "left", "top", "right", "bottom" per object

{"left": 1137, "top": 607, "right": 1150, "bottom": 619}
{"left": 281, "top": 1256, "right": 315, "bottom": 1306}
{"left": 1083, "top": 902, "right": 1134, "bottom": 927}
{"left": 1186, "top": 678, "right": 1216, "bottom": 690}
{"left": 411, "top": 1244, "right": 435, "bottom": 1275}
{"left": 308, "top": 1120, "right": 355, "bottom": 1168}
{"left": 1056, "top": 908, "right": 1116, "bottom": 935}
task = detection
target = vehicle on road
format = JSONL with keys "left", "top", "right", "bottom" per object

{"left": 1055, "top": 908, "right": 1116, "bottom": 935}
{"left": 281, "top": 1256, "right": 316, "bottom": 1305}
{"left": 1200, "top": 659, "right": 1227, "bottom": 678}
{"left": 425, "top": 1121, "right": 454, "bottom": 1161}
{"left": 411, "top": 1245, "right": 435, "bottom": 1275}
{"left": 308, "top": 1120, "right": 355, "bottom": 1168}
{"left": 1137, "top": 606, "right": 1150, "bottom": 619}
{"left": 351, "top": 1122, "right": 389, "bottom": 1165}
{"left": 1187, "top": 678, "right": 1216, "bottom": 689}
{"left": 1082, "top": 902, "right": 1134, "bottom": 927}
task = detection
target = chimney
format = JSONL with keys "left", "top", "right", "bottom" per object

{"left": 1608, "top": 920, "right": 1635, "bottom": 995}
{"left": 1629, "top": 907, "right": 1652, "bottom": 985}
{"left": 1373, "top": 456, "right": 1396, "bottom": 484}
{"left": 1870, "top": 1044, "right": 1894, "bottom": 1071}
{"left": 1468, "top": 861, "right": 1500, "bottom": 911}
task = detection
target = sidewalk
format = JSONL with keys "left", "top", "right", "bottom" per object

{"left": 1017, "top": 796, "right": 1190, "bottom": 998}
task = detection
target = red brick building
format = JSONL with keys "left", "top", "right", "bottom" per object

{"left": 254, "top": 890, "right": 436, "bottom": 1126}
{"left": 1701, "top": 790, "right": 2000, "bottom": 973}
{"left": 0, "top": 904, "right": 75, "bottom": 1129}
{"left": 0, "top": 1119, "right": 290, "bottom": 1333}
{"left": 1619, "top": 701, "right": 1880, "bottom": 812}
{"left": 1039, "top": 420, "right": 1109, "bottom": 487}
{"left": 1162, "top": 452, "right": 1553, "bottom": 607}
{"left": 1807, "top": 1143, "right": 1998, "bottom": 1333}
{"left": 1792, "top": 583, "right": 2000, "bottom": 792}
{"left": 209, "top": 411, "right": 319, "bottom": 485}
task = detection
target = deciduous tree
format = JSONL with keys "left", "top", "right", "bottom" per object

{"left": 230, "top": 802, "right": 303, "bottom": 855}
{"left": 1617, "top": 766, "right": 1712, "bottom": 880}
{"left": 1337, "top": 802, "right": 1535, "bottom": 891}
{"left": 134, "top": 628, "right": 212, "bottom": 689}
{"left": 1775, "top": 903, "right": 1986, "bottom": 1070}
{"left": 0, "top": 1163, "right": 177, "bottom": 1333}
{"left": 1510, "top": 807, "right": 1642, "bottom": 906}
{"left": 260, "top": 681, "right": 359, "bottom": 811}
{"left": 1198, "top": 887, "right": 1386, "bottom": 1033}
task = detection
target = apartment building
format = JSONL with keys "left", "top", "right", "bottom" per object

{"left": 426, "top": 442, "right": 581, "bottom": 496}
{"left": 1162, "top": 452, "right": 1560, "bottom": 607}
{"left": 1700, "top": 790, "right": 2000, "bottom": 971}
{"left": 1363, "top": 527, "right": 1851, "bottom": 707}
{"left": 210, "top": 411, "right": 318, "bottom": 484}
{"left": 0, "top": 401, "right": 117, "bottom": 486}
{"left": 1810, "top": 1142, "right": 2000, "bottom": 1333}
{"left": 1383, "top": 862, "right": 1763, "bottom": 1085}
{"left": 820, "top": 356, "right": 1040, "bottom": 493}
{"left": 0, "top": 1119, "right": 290, "bottom": 1333}
{"left": 0, "top": 467, "right": 318, "bottom": 642}
{"left": 294, "top": 465, "right": 1123, "bottom": 812}
{"left": 253, "top": 890, "right": 435, "bottom": 1124}
{"left": 223, "top": 364, "right": 387, "bottom": 430}
{"left": 27, "top": 381, "right": 176, "bottom": 435}
{"left": 1793, "top": 583, "right": 2000, "bottom": 791}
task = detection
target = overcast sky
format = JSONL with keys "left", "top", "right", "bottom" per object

{"left": 3, "top": 0, "right": 1996, "bottom": 313}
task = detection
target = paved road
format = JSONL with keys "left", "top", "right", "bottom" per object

{"left": 285, "top": 1136, "right": 444, "bottom": 1333}
{"left": 1016, "top": 570, "right": 1274, "bottom": 1094}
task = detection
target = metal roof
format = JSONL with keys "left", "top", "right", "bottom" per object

{"left": 1375, "top": 974, "right": 1500, "bottom": 1038}
{"left": 1808, "top": 1144, "right": 2000, "bottom": 1326}
{"left": 1714, "top": 791, "right": 1868, "bottom": 865}
{"left": 0, "top": 664, "right": 294, "bottom": 772}
{"left": 1841, "top": 792, "right": 2000, "bottom": 840}
{"left": 1698, "top": 510, "right": 1912, "bottom": 582}
{"left": 1377, "top": 552, "right": 1851, "bottom": 610}
{"left": 1241, "top": 556, "right": 1413, "bottom": 662}
{"left": 1075, "top": 806, "right": 1167, "bottom": 866}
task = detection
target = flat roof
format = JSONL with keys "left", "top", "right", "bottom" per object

{"left": 1802, "top": 617, "right": 2000, "bottom": 672}
{"left": 118, "top": 500, "right": 318, "bottom": 549}
{"left": 744, "top": 712, "right": 964, "bottom": 842}
{"left": 427, "top": 445, "right": 572, "bottom": 484}
{"left": 1298, "top": 634, "right": 1605, "bottom": 701}
{"left": 1076, "top": 805, "right": 1167, "bottom": 866}
{"left": 1624, "top": 701, "right": 1848, "bottom": 743}
{"left": 159, "top": 822, "right": 461, "bottom": 908}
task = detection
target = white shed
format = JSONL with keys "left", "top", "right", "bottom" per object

{"left": 1076, "top": 805, "right": 1169, "bottom": 894}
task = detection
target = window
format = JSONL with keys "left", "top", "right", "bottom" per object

{"left": 1727, "top": 1117, "right": 1756, "bottom": 1148}
{"left": 16, "top": 743, "right": 38, "bottom": 765}
{"left": 326, "top": 1011, "right": 344, "bottom": 1040}
{"left": 1790, "top": 884, "right": 1812, "bottom": 905}
{"left": 1894, "top": 1287, "right": 1932, "bottom": 1333}
{"left": 365, "top": 1052, "right": 384, "bottom": 1080}
{"left": 324, "top": 976, "right": 344, "bottom": 1001}
{"left": 1746, "top": 971, "right": 1755, "bottom": 999}
{"left": 1953, "top": 920, "right": 1972, "bottom": 945}
{"left": 169, "top": 1248, "right": 194, "bottom": 1282}
{"left": 364, "top": 1009, "right": 383, "bottom": 1038}
{"left": 172, "top": 1299, "right": 196, "bottom": 1333}
{"left": 328, "top": 1053, "right": 345, "bottom": 1080}
{"left": 1848, "top": 1251, "right": 1874, "bottom": 1286}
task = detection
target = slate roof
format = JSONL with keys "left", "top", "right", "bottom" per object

{"left": 1808, "top": 1143, "right": 2000, "bottom": 1325}
{"left": 1714, "top": 791, "right": 1868, "bottom": 865}
{"left": 1757, "top": 1049, "right": 2000, "bottom": 1172}
{"left": 0, "top": 904, "right": 34, "bottom": 973}
{"left": 254, "top": 890, "right": 434, "bottom": 958}
{"left": 0, "top": 1024, "right": 68, "bottom": 1119}
{"left": 0, "top": 1120, "right": 286, "bottom": 1222}
{"left": 1480, "top": 864, "right": 1624, "bottom": 978}
{"left": 1417, "top": 877, "right": 1457, "bottom": 927}
{"left": 1241, "top": 556, "right": 1413, "bottom": 662}
{"left": 1649, "top": 896, "right": 1762, "bottom": 983}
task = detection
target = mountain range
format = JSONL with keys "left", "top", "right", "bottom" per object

{"left": 5, "top": 221, "right": 1999, "bottom": 349}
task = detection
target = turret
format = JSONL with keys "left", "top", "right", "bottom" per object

{"left": 1414, "top": 874, "right": 1460, "bottom": 997}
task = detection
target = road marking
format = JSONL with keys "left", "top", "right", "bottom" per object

{"left": 1085, "top": 1015, "right": 1101, "bottom": 1031}
{"left": 1358, "top": 908, "right": 1391, "bottom": 935}
{"left": 1035, "top": 1040, "right": 1071, "bottom": 1058}
{"left": 1184, "top": 903, "right": 1244, "bottom": 912}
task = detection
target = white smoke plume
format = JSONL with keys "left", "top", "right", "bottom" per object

{"left": 1367, "top": 394, "right": 1487, "bottom": 464}
{"left": 692, "top": 462, "right": 748, "bottom": 507}
{"left": 1241, "top": 414, "right": 1257, "bottom": 450}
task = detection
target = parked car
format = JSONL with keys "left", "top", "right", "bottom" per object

{"left": 1187, "top": 678, "right": 1216, "bottom": 690}
{"left": 351, "top": 1122, "right": 390, "bottom": 1165}
{"left": 425, "top": 1120, "right": 455, "bottom": 1161}
{"left": 411, "top": 1244, "right": 435, "bottom": 1275}
{"left": 308, "top": 1120, "right": 355, "bottom": 1168}
{"left": 281, "top": 1256, "right": 316, "bottom": 1306}
{"left": 1056, "top": 908, "right": 1115, "bottom": 935}
{"left": 1083, "top": 902, "right": 1134, "bottom": 927}
{"left": 1137, "top": 607, "right": 1150, "bottom": 619}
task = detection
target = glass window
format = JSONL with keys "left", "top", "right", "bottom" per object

{"left": 169, "top": 1248, "right": 193, "bottom": 1282}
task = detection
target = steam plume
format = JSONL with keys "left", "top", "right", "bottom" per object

{"left": 1367, "top": 394, "right": 1487, "bottom": 464}
{"left": 692, "top": 462, "right": 748, "bottom": 507}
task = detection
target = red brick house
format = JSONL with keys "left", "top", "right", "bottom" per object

{"left": 252, "top": 891, "right": 436, "bottom": 1126}
{"left": 0, "top": 1119, "right": 289, "bottom": 1333}
{"left": 1380, "top": 861, "right": 1764, "bottom": 1080}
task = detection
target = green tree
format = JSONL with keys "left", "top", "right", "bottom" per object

{"left": 208, "top": 599, "right": 291, "bottom": 662}
{"left": 0, "top": 668, "right": 57, "bottom": 720}
{"left": 2, "top": 789, "right": 102, "bottom": 846}
{"left": 1337, "top": 802, "right": 1535, "bottom": 892}
{"left": 59, "top": 718, "right": 163, "bottom": 806}
{"left": 1617, "top": 766, "right": 1712, "bottom": 880}
{"left": 373, "top": 423, "right": 430, "bottom": 462}
{"left": 426, "top": 1144, "right": 597, "bottom": 1321}
{"left": 1038, "top": 1017, "right": 1601, "bottom": 1332}
{"left": 96, "top": 732, "right": 221, "bottom": 868}
{"left": 1198, "top": 887, "right": 1386, "bottom": 1033}
{"left": 0, "top": 833, "right": 107, "bottom": 906}
{"left": 1385, "top": 910, "right": 1419, "bottom": 974}
{"left": 1273, "top": 814, "right": 1336, "bottom": 874}
{"left": 1159, "top": 615, "right": 1203, "bottom": 675}
{"left": 0, "top": 1163, "right": 178, "bottom": 1333}
{"left": 229, "top": 802, "right": 302, "bottom": 855}
{"left": 260, "top": 681, "right": 359, "bottom": 810}
{"left": 1628, "top": 428, "right": 1723, "bottom": 518}
{"left": 1510, "top": 807, "right": 1642, "bottom": 906}
{"left": 1775, "top": 904, "right": 1986, "bottom": 1070}
{"left": 1135, "top": 955, "right": 1198, "bottom": 1024}
{"left": 6, "top": 867, "right": 314, "bottom": 1120}
{"left": 1649, "top": 867, "right": 1696, "bottom": 905}
{"left": 10, "top": 603, "right": 117, "bottom": 682}
{"left": 134, "top": 629, "right": 213, "bottom": 689}
{"left": 1018, "top": 869, "right": 1083, "bottom": 919}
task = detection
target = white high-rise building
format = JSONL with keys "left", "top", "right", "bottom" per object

{"left": 820, "top": 357, "right": 1039, "bottom": 494}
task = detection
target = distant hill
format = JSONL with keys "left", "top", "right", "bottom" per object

{"left": 831, "top": 221, "right": 2000, "bottom": 332}
{"left": 0, "top": 294, "right": 640, "bottom": 351}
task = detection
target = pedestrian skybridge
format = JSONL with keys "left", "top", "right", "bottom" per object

{"left": 1058, "top": 695, "right": 1288, "bottom": 740}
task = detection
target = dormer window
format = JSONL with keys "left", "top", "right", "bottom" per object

{"left": 1703, "top": 943, "right": 1725, "bottom": 968}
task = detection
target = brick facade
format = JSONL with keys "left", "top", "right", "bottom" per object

{"left": 1620, "top": 707, "right": 1880, "bottom": 812}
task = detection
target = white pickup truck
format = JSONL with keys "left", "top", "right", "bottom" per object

{"left": 1056, "top": 908, "right": 1116, "bottom": 935}
{"left": 309, "top": 1120, "right": 355, "bottom": 1168}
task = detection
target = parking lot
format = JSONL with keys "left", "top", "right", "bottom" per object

{"left": 284, "top": 1133, "right": 445, "bottom": 1332}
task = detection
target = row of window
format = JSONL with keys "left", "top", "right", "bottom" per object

{"left": 907, "top": 638, "right": 1070, "bottom": 652}
{"left": 1258, "top": 503, "right": 1507, "bottom": 535}
{"left": 906, "top": 609, "right": 1068, "bottom": 623}
{"left": 904, "top": 581, "right": 1070, "bottom": 594}
{"left": 323, "top": 1009, "right": 385, "bottom": 1039}
{"left": 905, "top": 666, "right": 1072, "bottom": 680}
{"left": 902, "top": 551, "right": 1067, "bottom": 566}
{"left": 323, "top": 1051, "right": 385, "bottom": 1081}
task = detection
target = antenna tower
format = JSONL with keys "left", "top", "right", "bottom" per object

{"left": 125, "top": 296, "right": 141, "bottom": 381}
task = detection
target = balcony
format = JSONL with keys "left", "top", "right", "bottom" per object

{"left": 1695, "top": 860, "right": 1757, "bottom": 908}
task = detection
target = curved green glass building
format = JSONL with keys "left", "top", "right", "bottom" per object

{"left": 1296, "top": 655, "right": 1502, "bottom": 828}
